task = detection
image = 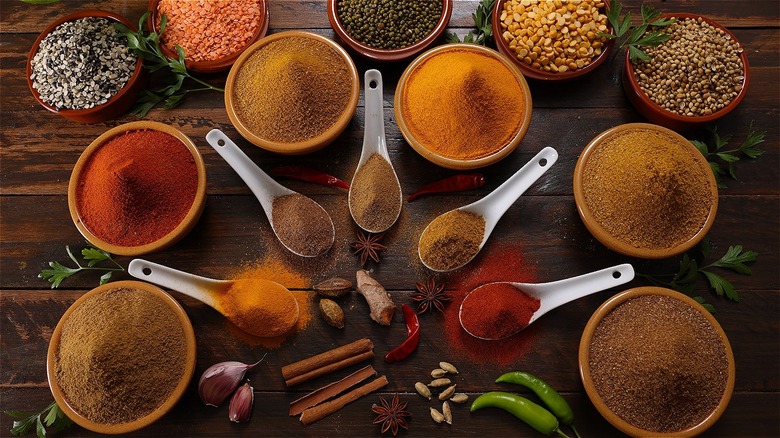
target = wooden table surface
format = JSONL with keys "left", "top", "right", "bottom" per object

{"left": 1, "top": 1, "right": 778, "bottom": 437}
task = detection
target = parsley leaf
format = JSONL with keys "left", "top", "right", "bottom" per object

{"left": 600, "top": 0, "right": 675, "bottom": 63}
{"left": 690, "top": 122, "right": 766, "bottom": 188}
{"left": 39, "top": 246, "right": 124, "bottom": 289}
{"left": 5, "top": 401, "right": 73, "bottom": 438}
{"left": 446, "top": 0, "right": 495, "bottom": 46}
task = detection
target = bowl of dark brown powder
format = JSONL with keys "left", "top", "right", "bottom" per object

{"left": 47, "top": 281, "right": 196, "bottom": 433}
{"left": 579, "top": 287, "right": 735, "bottom": 437}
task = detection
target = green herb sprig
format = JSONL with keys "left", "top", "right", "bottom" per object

{"left": 691, "top": 122, "right": 766, "bottom": 189}
{"left": 114, "top": 13, "right": 224, "bottom": 117}
{"left": 19, "top": 0, "right": 60, "bottom": 4}
{"left": 446, "top": 0, "right": 495, "bottom": 46}
{"left": 5, "top": 401, "right": 73, "bottom": 438}
{"left": 39, "top": 246, "right": 124, "bottom": 288}
{"left": 599, "top": 1, "right": 676, "bottom": 63}
{"left": 639, "top": 238, "right": 759, "bottom": 312}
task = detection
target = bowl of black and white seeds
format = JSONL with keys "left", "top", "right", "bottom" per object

{"left": 27, "top": 10, "right": 147, "bottom": 123}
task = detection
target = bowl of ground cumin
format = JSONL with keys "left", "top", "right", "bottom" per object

{"left": 579, "top": 287, "right": 735, "bottom": 436}
{"left": 225, "top": 31, "right": 360, "bottom": 154}
{"left": 47, "top": 281, "right": 197, "bottom": 433}
{"left": 573, "top": 123, "right": 718, "bottom": 259}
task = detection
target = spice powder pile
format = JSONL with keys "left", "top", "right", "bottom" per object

{"left": 419, "top": 209, "right": 485, "bottom": 271}
{"left": 589, "top": 294, "right": 729, "bottom": 432}
{"left": 271, "top": 193, "right": 334, "bottom": 257}
{"left": 349, "top": 153, "right": 402, "bottom": 231}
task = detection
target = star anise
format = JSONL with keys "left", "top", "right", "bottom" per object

{"left": 372, "top": 394, "right": 411, "bottom": 436}
{"left": 350, "top": 231, "right": 386, "bottom": 267}
{"left": 411, "top": 277, "right": 451, "bottom": 314}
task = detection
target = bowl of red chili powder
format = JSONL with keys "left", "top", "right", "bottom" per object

{"left": 579, "top": 287, "right": 735, "bottom": 437}
{"left": 47, "top": 280, "right": 197, "bottom": 433}
{"left": 68, "top": 121, "right": 207, "bottom": 256}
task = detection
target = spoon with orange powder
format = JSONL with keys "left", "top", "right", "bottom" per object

{"left": 128, "top": 259, "right": 299, "bottom": 338}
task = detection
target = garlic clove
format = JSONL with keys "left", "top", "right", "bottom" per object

{"left": 229, "top": 381, "right": 254, "bottom": 423}
{"left": 198, "top": 358, "right": 263, "bottom": 407}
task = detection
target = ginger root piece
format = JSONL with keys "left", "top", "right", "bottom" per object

{"left": 355, "top": 270, "right": 396, "bottom": 325}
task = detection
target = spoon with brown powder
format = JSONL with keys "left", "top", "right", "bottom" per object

{"left": 128, "top": 259, "right": 300, "bottom": 338}
{"left": 348, "top": 69, "right": 402, "bottom": 233}
{"left": 418, "top": 147, "right": 558, "bottom": 272}
{"left": 206, "top": 129, "right": 334, "bottom": 257}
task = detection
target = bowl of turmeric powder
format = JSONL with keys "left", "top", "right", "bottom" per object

{"left": 395, "top": 43, "right": 533, "bottom": 169}
{"left": 573, "top": 123, "right": 718, "bottom": 259}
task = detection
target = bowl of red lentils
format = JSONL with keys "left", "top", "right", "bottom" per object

{"left": 149, "top": 0, "right": 270, "bottom": 73}
{"left": 622, "top": 14, "right": 749, "bottom": 131}
{"left": 26, "top": 10, "right": 147, "bottom": 123}
{"left": 327, "top": 0, "right": 453, "bottom": 62}
{"left": 492, "top": 0, "right": 614, "bottom": 81}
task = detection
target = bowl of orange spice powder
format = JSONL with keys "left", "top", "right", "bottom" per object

{"left": 149, "top": 0, "right": 270, "bottom": 73}
{"left": 68, "top": 121, "right": 207, "bottom": 256}
{"left": 395, "top": 43, "right": 532, "bottom": 169}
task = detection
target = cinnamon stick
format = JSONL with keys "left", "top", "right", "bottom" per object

{"left": 299, "top": 375, "right": 389, "bottom": 426}
{"left": 285, "top": 351, "right": 374, "bottom": 387}
{"left": 289, "top": 365, "right": 376, "bottom": 416}
{"left": 282, "top": 338, "right": 373, "bottom": 384}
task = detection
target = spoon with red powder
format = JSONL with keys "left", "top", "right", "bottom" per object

{"left": 459, "top": 264, "right": 634, "bottom": 340}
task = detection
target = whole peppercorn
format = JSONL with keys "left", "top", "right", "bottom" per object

{"left": 337, "top": 0, "right": 442, "bottom": 49}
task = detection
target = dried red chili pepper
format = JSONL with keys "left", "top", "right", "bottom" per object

{"left": 407, "top": 174, "right": 485, "bottom": 202}
{"left": 269, "top": 166, "right": 350, "bottom": 189}
{"left": 384, "top": 304, "right": 420, "bottom": 363}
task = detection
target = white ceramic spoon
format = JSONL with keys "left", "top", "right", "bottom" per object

{"left": 418, "top": 147, "right": 558, "bottom": 272}
{"left": 128, "top": 259, "right": 300, "bottom": 338}
{"left": 459, "top": 263, "right": 635, "bottom": 340}
{"left": 348, "top": 69, "right": 402, "bottom": 233}
{"left": 206, "top": 129, "right": 334, "bottom": 257}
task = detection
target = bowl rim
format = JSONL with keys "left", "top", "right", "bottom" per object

{"left": 491, "top": 0, "right": 615, "bottom": 81}
{"left": 326, "top": 0, "right": 454, "bottom": 62}
{"left": 47, "top": 280, "right": 197, "bottom": 434}
{"left": 394, "top": 43, "right": 533, "bottom": 170}
{"left": 224, "top": 30, "right": 360, "bottom": 155}
{"left": 26, "top": 9, "right": 145, "bottom": 118}
{"left": 147, "top": 0, "right": 270, "bottom": 73}
{"left": 67, "top": 121, "right": 208, "bottom": 256}
{"left": 572, "top": 122, "right": 718, "bottom": 259}
{"left": 578, "top": 286, "right": 736, "bottom": 437}
{"left": 623, "top": 13, "right": 750, "bottom": 128}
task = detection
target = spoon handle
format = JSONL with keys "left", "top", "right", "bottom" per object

{"left": 128, "top": 259, "right": 223, "bottom": 309}
{"left": 361, "top": 69, "right": 388, "bottom": 161}
{"left": 533, "top": 263, "right": 634, "bottom": 312}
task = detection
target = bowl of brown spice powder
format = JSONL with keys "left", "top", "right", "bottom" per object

{"left": 47, "top": 280, "right": 197, "bottom": 433}
{"left": 579, "top": 287, "right": 735, "bottom": 437}
{"left": 573, "top": 123, "right": 718, "bottom": 259}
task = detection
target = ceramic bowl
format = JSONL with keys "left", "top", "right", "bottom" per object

{"left": 573, "top": 123, "right": 718, "bottom": 259}
{"left": 148, "top": 0, "right": 270, "bottom": 73}
{"left": 26, "top": 10, "right": 147, "bottom": 123}
{"left": 579, "top": 287, "right": 735, "bottom": 437}
{"left": 327, "top": 0, "right": 453, "bottom": 62}
{"left": 492, "top": 0, "right": 614, "bottom": 81}
{"left": 224, "top": 31, "right": 360, "bottom": 155}
{"left": 68, "top": 121, "right": 207, "bottom": 256}
{"left": 623, "top": 13, "right": 750, "bottom": 131}
{"left": 47, "top": 280, "right": 197, "bottom": 434}
{"left": 395, "top": 43, "right": 533, "bottom": 170}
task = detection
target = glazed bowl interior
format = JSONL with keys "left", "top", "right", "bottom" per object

{"left": 26, "top": 10, "right": 146, "bottom": 123}
{"left": 47, "top": 280, "right": 197, "bottom": 434}
{"left": 327, "top": 0, "right": 453, "bottom": 62}
{"left": 67, "top": 121, "right": 207, "bottom": 256}
{"left": 394, "top": 43, "right": 533, "bottom": 170}
{"left": 492, "top": 0, "right": 614, "bottom": 81}
{"left": 579, "top": 287, "right": 735, "bottom": 437}
{"left": 224, "top": 31, "right": 360, "bottom": 155}
{"left": 573, "top": 123, "right": 718, "bottom": 259}
{"left": 148, "top": 0, "right": 270, "bottom": 73}
{"left": 622, "top": 13, "right": 750, "bottom": 131}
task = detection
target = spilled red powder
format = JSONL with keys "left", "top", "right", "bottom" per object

{"left": 459, "top": 283, "right": 540, "bottom": 340}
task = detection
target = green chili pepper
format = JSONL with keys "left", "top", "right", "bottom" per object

{"left": 470, "top": 392, "right": 570, "bottom": 438}
{"left": 496, "top": 372, "right": 580, "bottom": 438}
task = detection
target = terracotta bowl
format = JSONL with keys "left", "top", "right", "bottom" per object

{"left": 492, "top": 0, "right": 614, "bottom": 81}
{"left": 579, "top": 287, "right": 735, "bottom": 437}
{"left": 224, "top": 31, "right": 360, "bottom": 155}
{"left": 573, "top": 123, "right": 718, "bottom": 259}
{"left": 395, "top": 43, "right": 533, "bottom": 170}
{"left": 68, "top": 121, "right": 207, "bottom": 256}
{"left": 148, "top": 0, "right": 270, "bottom": 73}
{"left": 623, "top": 13, "right": 750, "bottom": 131}
{"left": 327, "top": 0, "right": 453, "bottom": 62}
{"left": 26, "top": 10, "right": 147, "bottom": 123}
{"left": 47, "top": 280, "right": 197, "bottom": 434}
